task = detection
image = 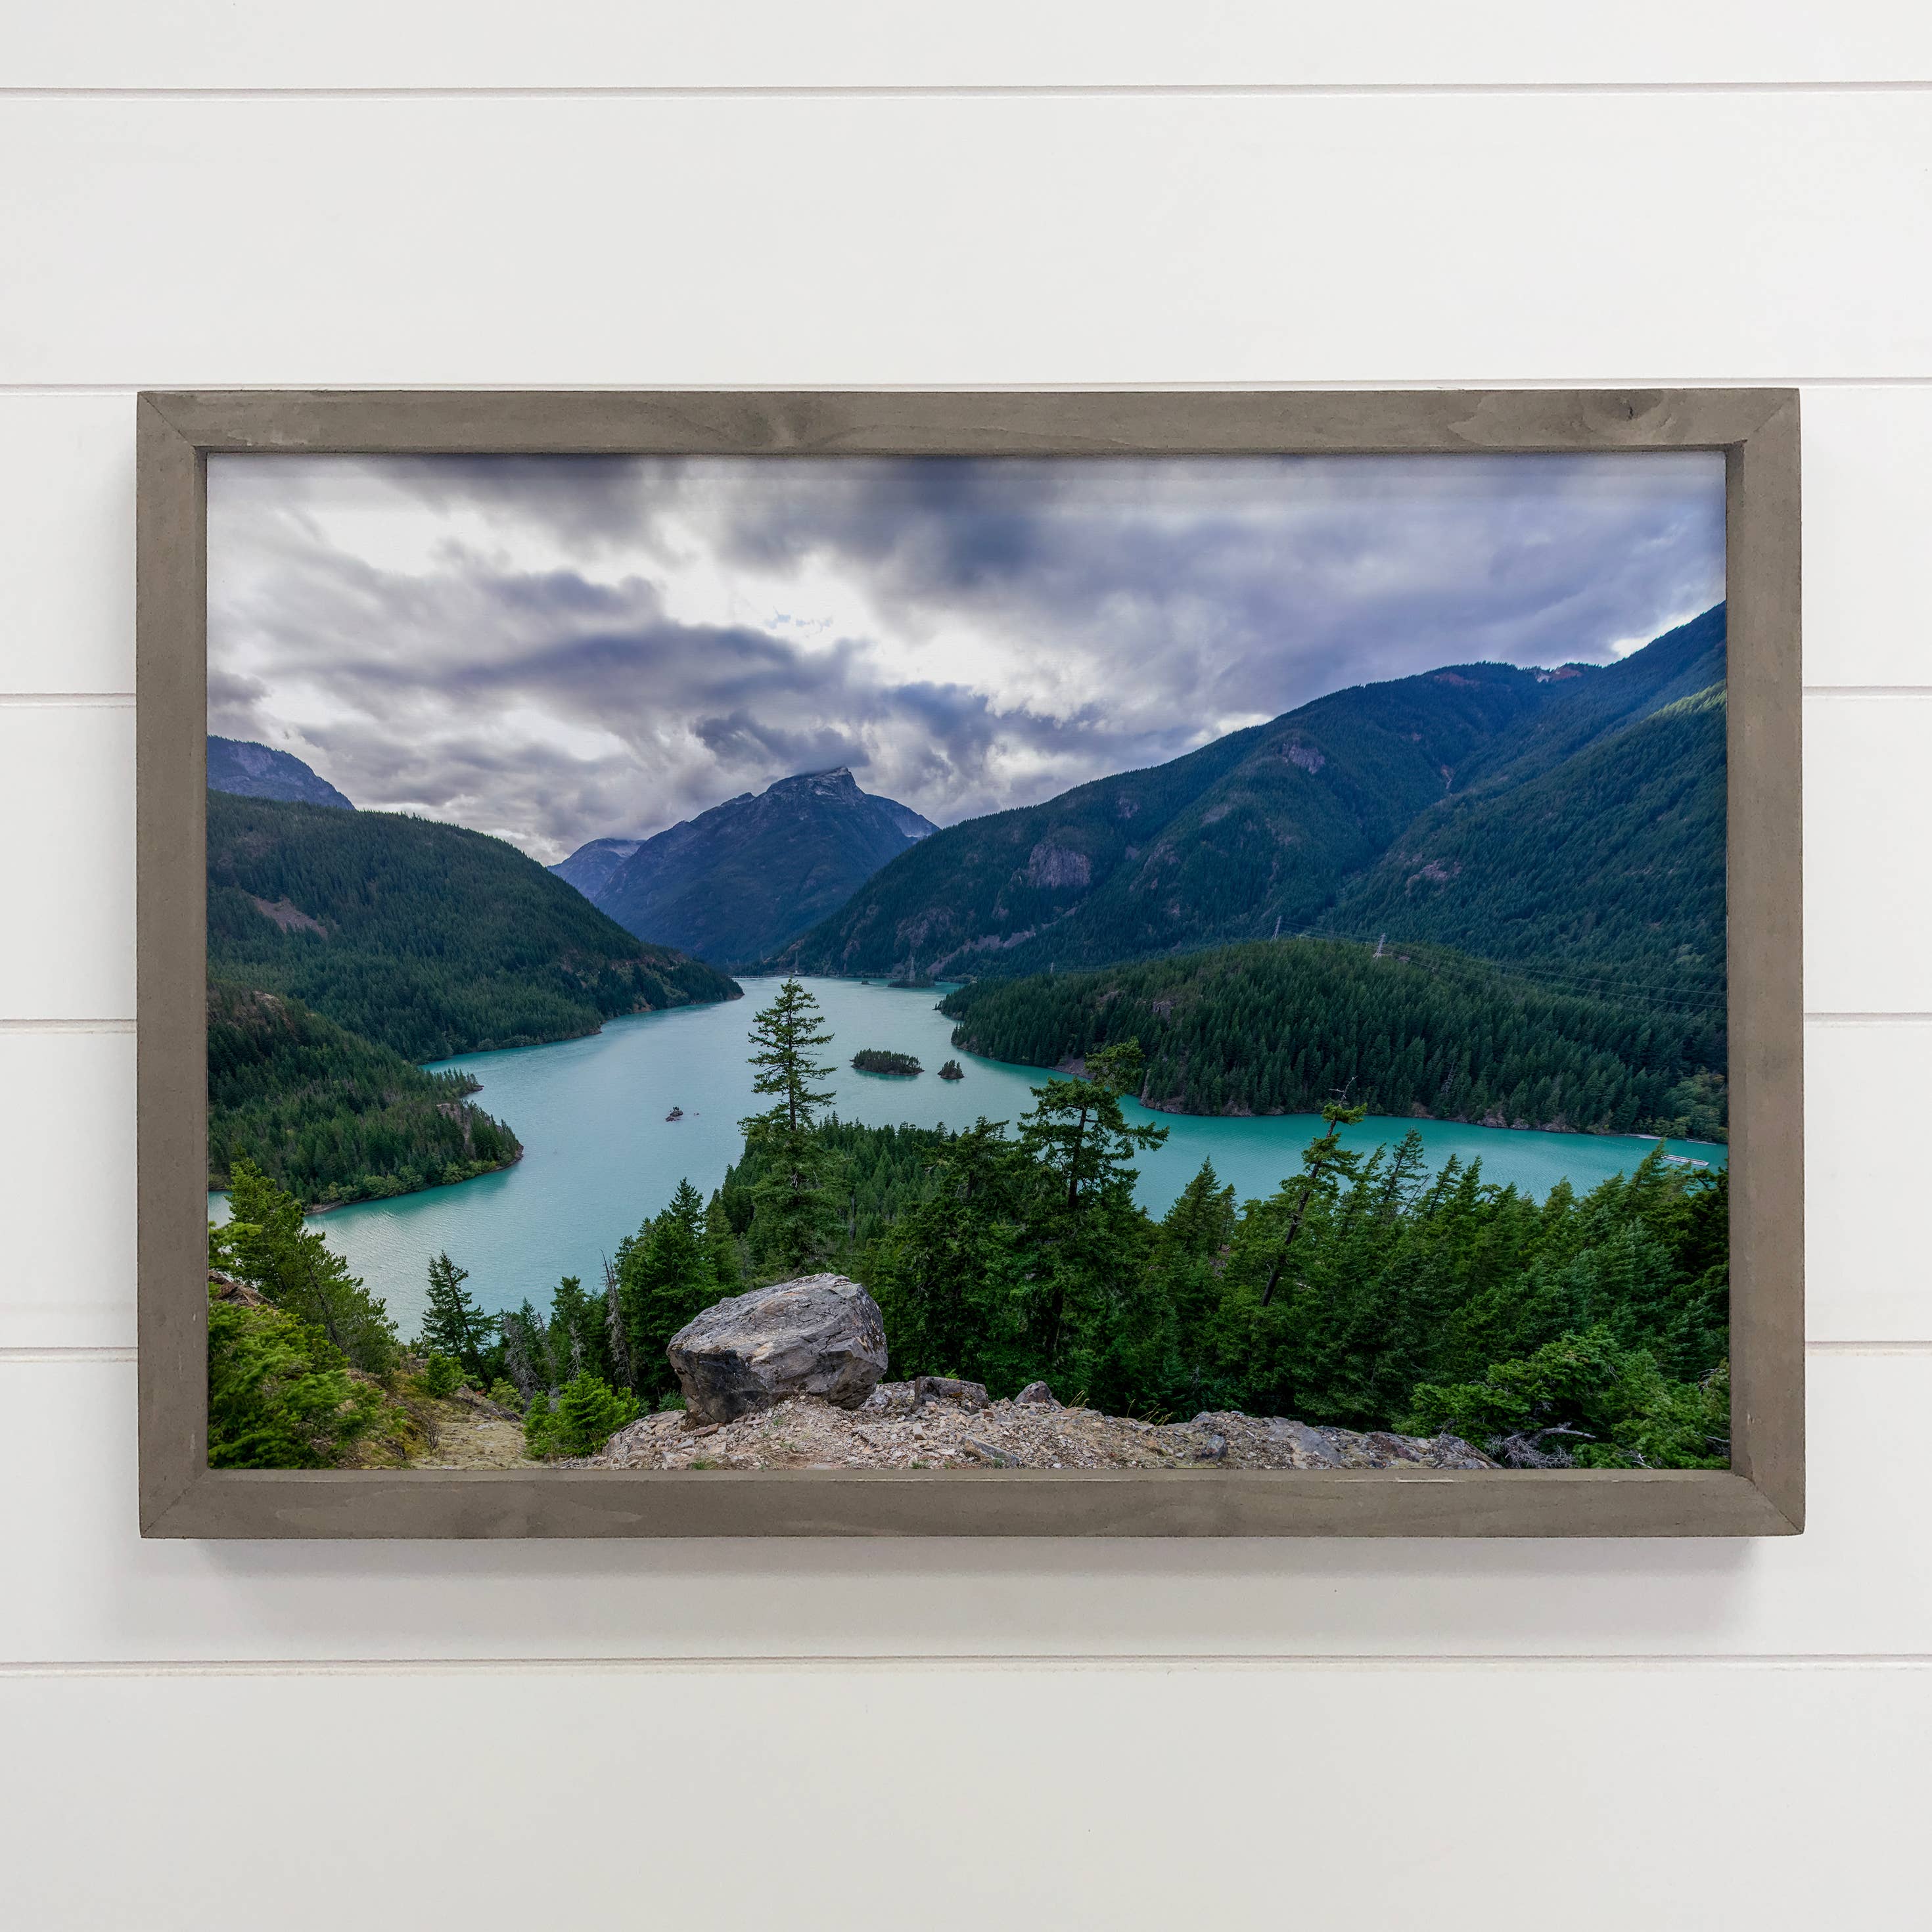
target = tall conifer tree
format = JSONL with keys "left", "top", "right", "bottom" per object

{"left": 417, "top": 1251, "right": 489, "bottom": 1378}
{"left": 739, "top": 978, "right": 841, "bottom": 1273}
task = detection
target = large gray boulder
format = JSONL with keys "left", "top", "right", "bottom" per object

{"left": 667, "top": 1274, "right": 889, "bottom": 1424}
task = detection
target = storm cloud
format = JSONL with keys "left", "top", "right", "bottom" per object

{"left": 206, "top": 449, "right": 1724, "bottom": 862}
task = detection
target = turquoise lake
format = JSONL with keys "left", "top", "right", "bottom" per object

{"left": 214, "top": 975, "right": 1727, "bottom": 1337}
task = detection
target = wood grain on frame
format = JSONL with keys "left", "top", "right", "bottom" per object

{"left": 136, "top": 388, "right": 1803, "bottom": 1538}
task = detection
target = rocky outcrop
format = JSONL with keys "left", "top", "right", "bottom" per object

{"left": 666, "top": 1273, "right": 889, "bottom": 1423}
{"left": 583, "top": 1381, "right": 1496, "bottom": 1473}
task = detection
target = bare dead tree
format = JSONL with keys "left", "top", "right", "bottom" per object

{"left": 1491, "top": 1423, "right": 1592, "bottom": 1469}
{"left": 602, "top": 1255, "right": 634, "bottom": 1391}
{"left": 500, "top": 1309, "right": 543, "bottom": 1402}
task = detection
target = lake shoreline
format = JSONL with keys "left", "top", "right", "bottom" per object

{"left": 240, "top": 977, "right": 1728, "bottom": 1337}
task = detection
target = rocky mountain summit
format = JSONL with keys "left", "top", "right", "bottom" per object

{"left": 583, "top": 1270, "right": 1494, "bottom": 1472}
{"left": 547, "top": 836, "right": 641, "bottom": 900}
{"left": 207, "top": 735, "right": 354, "bottom": 810}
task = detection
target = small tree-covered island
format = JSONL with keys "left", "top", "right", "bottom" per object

{"left": 204, "top": 447, "right": 1730, "bottom": 1475}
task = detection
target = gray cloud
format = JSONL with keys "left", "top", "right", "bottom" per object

{"left": 207, "top": 450, "right": 1724, "bottom": 862}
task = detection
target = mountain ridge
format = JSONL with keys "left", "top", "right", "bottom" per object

{"left": 208, "top": 735, "right": 354, "bottom": 810}
{"left": 564, "top": 767, "right": 937, "bottom": 969}
{"left": 768, "top": 606, "right": 1725, "bottom": 990}
{"left": 208, "top": 789, "right": 741, "bottom": 1061}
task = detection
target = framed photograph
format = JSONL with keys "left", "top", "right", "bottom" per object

{"left": 137, "top": 388, "right": 1801, "bottom": 1538}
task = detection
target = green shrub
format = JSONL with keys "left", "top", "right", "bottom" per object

{"left": 207, "top": 1289, "right": 387, "bottom": 1468}
{"left": 1404, "top": 1325, "right": 1730, "bottom": 1469}
{"left": 523, "top": 1373, "right": 641, "bottom": 1458}
{"left": 522, "top": 1390, "right": 553, "bottom": 1454}
{"left": 421, "top": 1352, "right": 463, "bottom": 1398}
{"left": 487, "top": 1377, "right": 522, "bottom": 1413}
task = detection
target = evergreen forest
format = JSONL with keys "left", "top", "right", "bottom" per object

{"left": 208, "top": 982, "right": 1730, "bottom": 1474}
{"left": 208, "top": 980, "right": 522, "bottom": 1205}
{"left": 208, "top": 789, "right": 739, "bottom": 1060}
{"left": 205, "top": 789, "right": 741, "bottom": 1203}
{"left": 940, "top": 936, "right": 1728, "bottom": 1141}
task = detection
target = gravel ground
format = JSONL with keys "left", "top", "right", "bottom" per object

{"left": 577, "top": 1381, "right": 1496, "bottom": 1472}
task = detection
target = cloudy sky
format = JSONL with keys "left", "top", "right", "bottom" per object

{"left": 207, "top": 449, "right": 1724, "bottom": 863}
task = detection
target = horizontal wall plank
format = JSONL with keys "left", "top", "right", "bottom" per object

{"left": 0, "top": 395, "right": 133, "bottom": 695}
{"left": 4, "top": 2, "right": 1930, "bottom": 91}
{"left": 0, "top": 96, "right": 1928, "bottom": 387}
{"left": 3, "top": 1662, "right": 1927, "bottom": 1931}
{"left": 1803, "top": 697, "right": 1932, "bottom": 1013}
{"left": 0, "top": 1350, "right": 1922, "bottom": 1661}
{"left": 1801, "top": 385, "right": 1932, "bottom": 688}
{"left": 1805, "top": 1022, "right": 1932, "bottom": 1339}
{"left": 0, "top": 1012, "right": 1914, "bottom": 1347}
{"left": 0, "top": 706, "right": 132, "bottom": 1018}
{"left": 0, "top": 1034, "right": 134, "bottom": 1350}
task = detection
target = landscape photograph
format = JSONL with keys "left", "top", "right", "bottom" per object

{"left": 202, "top": 448, "right": 1731, "bottom": 1477}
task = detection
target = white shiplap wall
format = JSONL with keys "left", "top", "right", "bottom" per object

{"left": 3, "top": 11, "right": 1929, "bottom": 1923}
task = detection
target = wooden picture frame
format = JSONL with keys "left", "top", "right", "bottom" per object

{"left": 137, "top": 387, "right": 1802, "bottom": 1538}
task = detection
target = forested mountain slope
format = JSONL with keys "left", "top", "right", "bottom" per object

{"left": 1326, "top": 685, "right": 1726, "bottom": 1001}
{"left": 777, "top": 608, "right": 1724, "bottom": 983}
{"left": 774, "top": 664, "right": 1562, "bottom": 978}
{"left": 584, "top": 767, "right": 937, "bottom": 968}
{"left": 208, "top": 790, "right": 741, "bottom": 1061}
{"left": 1447, "top": 604, "right": 1724, "bottom": 800}
{"left": 940, "top": 937, "right": 1727, "bottom": 1139}
{"left": 208, "top": 981, "right": 522, "bottom": 1205}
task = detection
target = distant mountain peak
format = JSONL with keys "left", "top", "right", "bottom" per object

{"left": 547, "top": 836, "right": 643, "bottom": 900}
{"left": 771, "top": 766, "right": 861, "bottom": 797}
{"left": 207, "top": 735, "right": 354, "bottom": 811}
{"left": 560, "top": 768, "right": 939, "bottom": 967}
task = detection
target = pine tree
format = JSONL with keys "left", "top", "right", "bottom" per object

{"left": 739, "top": 978, "right": 841, "bottom": 1273}
{"left": 600, "top": 1254, "right": 634, "bottom": 1393}
{"left": 617, "top": 1180, "right": 720, "bottom": 1398}
{"left": 417, "top": 1250, "right": 489, "bottom": 1378}
{"left": 211, "top": 1159, "right": 400, "bottom": 1375}
{"left": 499, "top": 1298, "right": 546, "bottom": 1400}
{"left": 1161, "top": 1160, "right": 1236, "bottom": 1258}
{"left": 703, "top": 1188, "right": 743, "bottom": 1291}
{"left": 870, "top": 1118, "right": 1027, "bottom": 1384}
{"left": 545, "top": 1274, "right": 608, "bottom": 1387}
{"left": 207, "top": 1287, "right": 389, "bottom": 1467}
{"left": 524, "top": 1373, "right": 640, "bottom": 1458}
{"left": 1015, "top": 1040, "right": 1166, "bottom": 1218}
{"left": 1012, "top": 1042, "right": 1167, "bottom": 1379}
{"left": 1255, "top": 1101, "right": 1369, "bottom": 1306}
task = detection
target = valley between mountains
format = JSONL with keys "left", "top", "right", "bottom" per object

{"left": 207, "top": 605, "right": 1728, "bottom": 1210}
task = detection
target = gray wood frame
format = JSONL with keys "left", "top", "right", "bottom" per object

{"left": 137, "top": 388, "right": 1802, "bottom": 1538}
